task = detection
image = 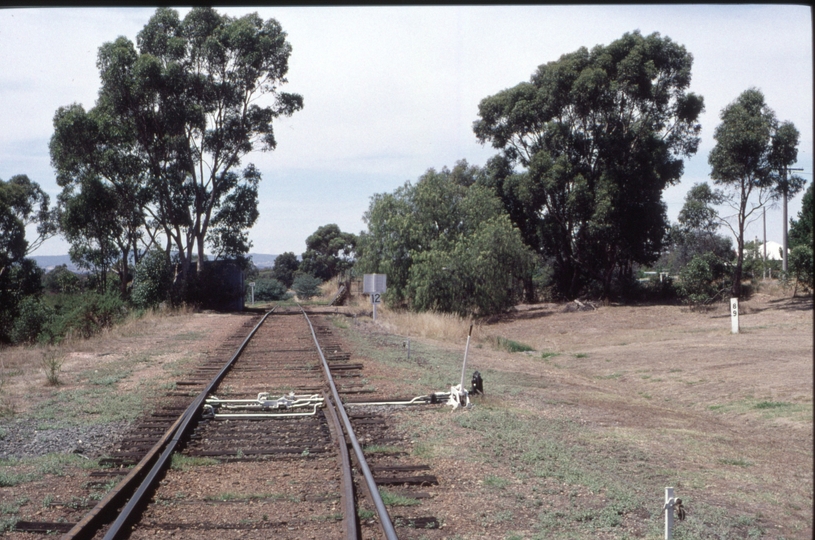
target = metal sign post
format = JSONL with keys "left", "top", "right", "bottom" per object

{"left": 363, "top": 274, "right": 387, "bottom": 321}
{"left": 249, "top": 282, "right": 255, "bottom": 305}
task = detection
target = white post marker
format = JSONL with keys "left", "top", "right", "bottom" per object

{"left": 371, "top": 291, "right": 381, "bottom": 321}
{"left": 664, "top": 487, "right": 675, "bottom": 539}
{"left": 249, "top": 282, "right": 255, "bottom": 305}
{"left": 730, "top": 297, "right": 739, "bottom": 334}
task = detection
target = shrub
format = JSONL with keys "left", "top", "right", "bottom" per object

{"left": 677, "top": 253, "right": 731, "bottom": 307}
{"left": 292, "top": 273, "right": 322, "bottom": 300}
{"left": 251, "top": 277, "right": 289, "bottom": 302}
{"left": 789, "top": 245, "right": 813, "bottom": 294}
{"left": 131, "top": 250, "right": 173, "bottom": 308}
{"left": 10, "top": 297, "right": 54, "bottom": 344}
{"left": 49, "top": 292, "right": 128, "bottom": 340}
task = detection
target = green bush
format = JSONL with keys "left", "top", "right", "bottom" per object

{"left": 677, "top": 253, "right": 731, "bottom": 307}
{"left": 131, "top": 250, "right": 173, "bottom": 308}
{"left": 292, "top": 274, "right": 322, "bottom": 300}
{"left": 250, "top": 277, "right": 289, "bottom": 302}
{"left": 10, "top": 297, "right": 54, "bottom": 344}
{"left": 789, "top": 245, "right": 813, "bottom": 293}
{"left": 48, "top": 292, "right": 128, "bottom": 340}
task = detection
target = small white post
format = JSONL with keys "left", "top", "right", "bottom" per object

{"left": 459, "top": 325, "right": 474, "bottom": 392}
{"left": 249, "top": 282, "right": 255, "bottom": 305}
{"left": 665, "top": 487, "right": 674, "bottom": 539}
{"left": 406, "top": 338, "right": 411, "bottom": 360}
{"left": 730, "top": 297, "right": 739, "bottom": 334}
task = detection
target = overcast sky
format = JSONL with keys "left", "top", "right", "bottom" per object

{"left": 1, "top": 5, "right": 811, "bottom": 257}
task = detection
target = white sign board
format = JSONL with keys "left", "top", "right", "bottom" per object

{"left": 363, "top": 273, "right": 387, "bottom": 294}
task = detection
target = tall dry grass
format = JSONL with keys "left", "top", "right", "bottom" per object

{"left": 374, "top": 304, "right": 479, "bottom": 344}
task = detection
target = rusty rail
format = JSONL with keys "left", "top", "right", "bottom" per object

{"left": 60, "top": 310, "right": 273, "bottom": 540}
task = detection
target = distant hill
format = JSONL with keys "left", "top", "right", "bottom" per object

{"left": 247, "top": 253, "right": 278, "bottom": 268}
{"left": 31, "top": 253, "right": 279, "bottom": 272}
{"left": 31, "top": 255, "right": 78, "bottom": 272}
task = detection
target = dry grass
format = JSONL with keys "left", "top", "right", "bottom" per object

{"left": 0, "top": 304, "right": 198, "bottom": 414}
{"left": 374, "top": 304, "right": 478, "bottom": 343}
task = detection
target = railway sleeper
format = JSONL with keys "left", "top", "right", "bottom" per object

{"left": 374, "top": 474, "right": 439, "bottom": 486}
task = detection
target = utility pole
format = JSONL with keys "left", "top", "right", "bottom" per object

{"left": 763, "top": 208, "right": 767, "bottom": 279}
{"left": 783, "top": 167, "right": 805, "bottom": 273}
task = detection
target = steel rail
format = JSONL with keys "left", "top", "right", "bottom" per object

{"left": 61, "top": 309, "right": 274, "bottom": 540}
{"left": 322, "top": 392, "right": 359, "bottom": 540}
{"left": 300, "top": 307, "right": 399, "bottom": 540}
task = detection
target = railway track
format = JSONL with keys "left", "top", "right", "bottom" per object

{"left": 15, "top": 306, "right": 445, "bottom": 539}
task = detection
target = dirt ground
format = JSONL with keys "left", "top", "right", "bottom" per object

{"left": 335, "top": 291, "right": 812, "bottom": 539}
{"left": 1, "top": 291, "right": 812, "bottom": 539}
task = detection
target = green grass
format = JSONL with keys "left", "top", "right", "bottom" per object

{"left": 379, "top": 488, "right": 421, "bottom": 507}
{"left": 573, "top": 353, "right": 588, "bottom": 358}
{"left": 363, "top": 444, "right": 402, "bottom": 454}
{"left": 754, "top": 401, "right": 790, "bottom": 409}
{"left": 484, "top": 474, "right": 510, "bottom": 489}
{"left": 718, "top": 457, "right": 753, "bottom": 467}
{"left": 493, "top": 336, "right": 535, "bottom": 353}
{"left": 170, "top": 454, "right": 219, "bottom": 471}
{"left": 540, "top": 351, "right": 559, "bottom": 359}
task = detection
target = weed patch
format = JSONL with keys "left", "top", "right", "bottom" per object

{"left": 170, "top": 454, "right": 219, "bottom": 471}
{"left": 491, "top": 336, "right": 535, "bottom": 353}
{"left": 379, "top": 488, "right": 420, "bottom": 506}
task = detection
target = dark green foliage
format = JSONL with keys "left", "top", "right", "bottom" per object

{"left": 49, "top": 7, "right": 303, "bottom": 290}
{"left": 43, "top": 265, "right": 81, "bottom": 294}
{"left": 270, "top": 252, "right": 299, "bottom": 288}
{"left": 10, "top": 297, "right": 54, "bottom": 344}
{"left": 0, "top": 258, "right": 44, "bottom": 343}
{"left": 59, "top": 177, "right": 123, "bottom": 293}
{"left": 48, "top": 292, "right": 128, "bottom": 340}
{"left": 657, "top": 183, "right": 733, "bottom": 275}
{"left": 407, "top": 215, "right": 534, "bottom": 316}
{"left": 677, "top": 253, "right": 731, "bottom": 307}
{"left": 299, "top": 225, "right": 356, "bottom": 282}
{"left": 789, "top": 245, "right": 813, "bottom": 293}
{"left": 131, "top": 250, "right": 173, "bottom": 308}
{"left": 357, "top": 161, "right": 534, "bottom": 316}
{"left": 789, "top": 182, "right": 812, "bottom": 250}
{"left": 252, "top": 277, "right": 288, "bottom": 301}
{"left": 708, "top": 88, "right": 804, "bottom": 297}
{"left": 292, "top": 274, "right": 322, "bottom": 300}
{"left": 474, "top": 31, "right": 704, "bottom": 299}
{"left": 0, "top": 175, "right": 56, "bottom": 343}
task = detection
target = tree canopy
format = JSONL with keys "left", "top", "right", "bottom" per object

{"left": 473, "top": 30, "right": 705, "bottom": 299}
{"left": 789, "top": 182, "right": 812, "bottom": 250}
{"left": 299, "top": 224, "right": 356, "bottom": 282}
{"left": 50, "top": 7, "right": 303, "bottom": 297}
{"left": 708, "top": 88, "right": 802, "bottom": 296}
{"left": 0, "top": 175, "right": 56, "bottom": 342}
{"left": 270, "top": 251, "right": 299, "bottom": 288}
{"left": 357, "top": 161, "right": 534, "bottom": 315}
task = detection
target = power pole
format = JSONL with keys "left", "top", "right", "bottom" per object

{"left": 763, "top": 208, "right": 767, "bottom": 279}
{"left": 783, "top": 167, "right": 805, "bottom": 273}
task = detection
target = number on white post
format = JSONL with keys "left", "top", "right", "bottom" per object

{"left": 730, "top": 298, "right": 739, "bottom": 334}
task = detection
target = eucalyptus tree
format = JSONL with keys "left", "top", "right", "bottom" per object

{"left": 300, "top": 224, "right": 357, "bottom": 281}
{"left": 473, "top": 31, "right": 704, "bottom": 299}
{"left": 51, "top": 7, "right": 303, "bottom": 292}
{"left": 357, "top": 161, "right": 534, "bottom": 315}
{"left": 708, "top": 88, "right": 803, "bottom": 296}
{"left": 0, "top": 175, "right": 57, "bottom": 342}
